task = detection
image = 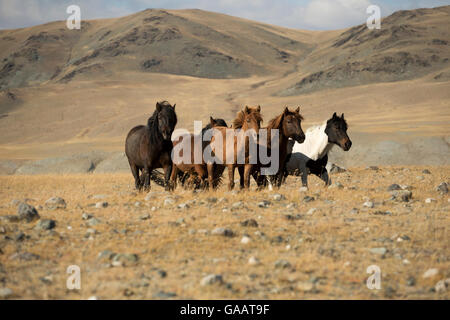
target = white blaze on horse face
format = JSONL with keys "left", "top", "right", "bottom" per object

{"left": 235, "top": 128, "right": 258, "bottom": 165}
{"left": 259, "top": 129, "right": 279, "bottom": 175}
{"left": 171, "top": 129, "right": 191, "bottom": 165}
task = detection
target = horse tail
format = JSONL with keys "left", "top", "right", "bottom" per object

{"left": 149, "top": 169, "right": 166, "bottom": 187}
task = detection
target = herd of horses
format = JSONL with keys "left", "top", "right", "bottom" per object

{"left": 125, "top": 101, "right": 352, "bottom": 192}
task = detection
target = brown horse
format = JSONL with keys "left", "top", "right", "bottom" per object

{"left": 207, "top": 105, "right": 263, "bottom": 190}
{"left": 125, "top": 101, "right": 177, "bottom": 191}
{"left": 170, "top": 117, "right": 228, "bottom": 189}
{"left": 251, "top": 107, "right": 305, "bottom": 189}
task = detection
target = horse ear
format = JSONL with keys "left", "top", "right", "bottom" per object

{"left": 244, "top": 106, "right": 250, "bottom": 114}
{"left": 210, "top": 116, "right": 215, "bottom": 125}
{"left": 156, "top": 102, "right": 162, "bottom": 112}
{"left": 173, "top": 103, "right": 176, "bottom": 109}
{"left": 341, "top": 113, "right": 344, "bottom": 119}
{"left": 257, "top": 105, "right": 261, "bottom": 112}
{"left": 284, "top": 107, "right": 289, "bottom": 114}
{"left": 295, "top": 107, "right": 300, "bottom": 113}
{"left": 332, "top": 112, "right": 337, "bottom": 118}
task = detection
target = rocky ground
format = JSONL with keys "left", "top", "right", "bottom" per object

{"left": 0, "top": 166, "right": 448, "bottom": 299}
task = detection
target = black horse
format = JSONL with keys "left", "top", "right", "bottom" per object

{"left": 284, "top": 112, "right": 351, "bottom": 187}
{"left": 125, "top": 101, "right": 177, "bottom": 191}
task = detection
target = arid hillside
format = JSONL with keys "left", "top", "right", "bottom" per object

{"left": 0, "top": 6, "right": 449, "bottom": 170}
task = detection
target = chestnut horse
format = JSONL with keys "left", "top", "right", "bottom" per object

{"left": 207, "top": 106, "right": 263, "bottom": 190}
{"left": 170, "top": 117, "right": 228, "bottom": 189}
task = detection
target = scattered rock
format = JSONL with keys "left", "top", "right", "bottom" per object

{"left": 86, "top": 217, "right": 101, "bottom": 227}
{"left": 112, "top": 253, "right": 139, "bottom": 267}
{"left": 35, "top": 219, "right": 56, "bottom": 231}
{"left": 435, "top": 278, "right": 450, "bottom": 293}
{"left": 241, "top": 219, "right": 258, "bottom": 227}
{"left": 211, "top": 227, "right": 234, "bottom": 237}
{"left": 95, "top": 201, "right": 108, "bottom": 209}
{"left": 390, "top": 190, "right": 412, "bottom": 202}
{"left": 436, "top": 182, "right": 448, "bottom": 194}
{"left": 274, "top": 259, "right": 291, "bottom": 269}
{"left": 45, "top": 197, "right": 66, "bottom": 210}
{"left": 241, "top": 236, "right": 251, "bottom": 244}
{"left": 328, "top": 163, "right": 346, "bottom": 174}
{"left": 303, "top": 196, "right": 315, "bottom": 203}
{"left": 17, "top": 202, "right": 40, "bottom": 222}
{"left": 306, "top": 208, "right": 317, "bottom": 215}
{"left": 232, "top": 201, "right": 244, "bottom": 209}
{"left": 177, "top": 203, "right": 189, "bottom": 210}
{"left": 200, "top": 274, "right": 223, "bottom": 286}
{"left": 406, "top": 276, "right": 416, "bottom": 286}
{"left": 153, "top": 291, "right": 177, "bottom": 298}
{"left": 257, "top": 200, "right": 270, "bottom": 208}
{"left": 329, "top": 182, "right": 344, "bottom": 189}
{"left": 425, "top": 198, "right": 436, "bottom": 203}
{"left": 273, "top": 194, "right": 285, "bottom": 201}
{"left": 349, "top": 208, "right": 359, "bottom": 214}
{"left": 422, "top": 268, "right": 439, "bottom": 278}
{"left": 0, "top": 287, "right": 13, "bottom": 299}
{"left": 422, "top": 169, "right": 431, "bottom": 174}
{"left": 387, "top": 184, "right": 401, "bottom": 191}
{"left": 10, "top": 252, "right": 40, "bottom": 261}
{"left": 248, "top": 256, "right": 261, "bottom": 266}
{"left": 370, "top": 247, "right": 387, "bottom": 255}
{"left": 164, "top": 197, "right": 175, "bottom": 206}
{"left": 139, "top": 213, "right": 151, "bottom": 220}
{"left": 298, "top": 187, "right": 308, "bottom": 192}
{"left": 363, "top": 201, "right": 374, "bottom": 208}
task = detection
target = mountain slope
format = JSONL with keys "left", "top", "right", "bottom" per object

{"left": 279, "top": 6, "right": 450, "bottom": 95}
{"left": 0, "top": 9, "right": 317, "bottom": 89}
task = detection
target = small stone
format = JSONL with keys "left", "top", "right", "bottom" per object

{"left": 241, "top": 219, "right": 258, "bottom": 227}
{"left": 406, "top": 276, "right": 416, "bottom": 286}
{"left": 0, "top": 287, "right": 13, "bottom": 299}
{"left": 329, "top": 182, "right": 344, "bottom": 189}
{"left": 15, "top": 231, "right": 25, "bottom": 241}
{"left": 273, "top": 194, "right": 285, "bottom": 201}
{"left": 45, "top": 197, "right": 66, "bottom": 210}
{"left": 232, "top": 201, "right": 243, "bottom": 209}
{"left": 82, "top": 212, "right": 93, "bottom": 220}
{"left": 387, "top": 184, "right": 401, "bottom": 191}
{"left": 329, "top": 163, "right": 346, "bottom": 173}
{"left": 177, "top": 203, "right": 189, "bottom": 210}
{"left": 241, "top": 236, "right": 251, "bottom": 244}
{"left": 97, "top": 250, "right": 116, "bottom": 260}
{"left": 363, "top": 201, "right": 374, "bottom": 208}
{"left": 436, "top": 182, "right": 448, "bottom": 194}
{"left": 297, "top": 281, "right": 314, "bottom": 292}
{"left": 164, "top": 198, "right": 175, "bottom": 206}
{"left": 139, "top": 213, "right": 151, "bottom": 220}
{"left": 86, "top": 217, "right": 101, "bottom": 226}
{"left": 258, "top": 200, "right": 270, "bottom": 208}
{"left": 390, "top": 190, "right": 412, "bottom": 202}
{"left": 112, "top": 253, "right": 139, "bottom": 267}
{"left": 35, "top": 219, "right": 56, "bottom": 231}
{"left": 10, "top": 252, "right": 40, "bottom": 261}
{"left": 425, "top": 198, "right": 436, "bottom": 203}
{"left": 200, "top": 274, "right": 223, "bottom": 286}
{"left": 134, "top": 201, "right": 142, "bottom": 207}
{"left": 211, "top": 227, "right": 234, "bottom": 237}
{"left": 422, "top": 268, "right": 439, "bottom": 278}
{"left": 370, "top": 247, "right": 387, "bottom": 255}
{"left": 306, "top": 208, "right": 317, "bottom": 215}
{"left": 248, "top": 256, "right": 260, "bottom": 266}
{"left": 95, "top": 202, "right": 108, "bottom": 209}
{"left": 17, "top": 202, "right": 40, "bottom": 222}
{"left": 350, "top": 208, "right": 359, "bottom": 214}
{"left": 422, "top": 169, "right": 431, "bottom": 174}
{"left": 298, "top": 187, "right": 308, "bottom": 192}
{"left": 303, "top": 196, "right": 314, "bottom": 203}
{"left": 157, "top": 270, "right": 167, "bottom": 278}
{"left": 153, "top": 291, "right": 177, "bottom": 298}
{"left": 435, "top": 278, "right": 450, "bottom": 293}
{"left": 274, "top": 259, "right": 291, "bottom": 269}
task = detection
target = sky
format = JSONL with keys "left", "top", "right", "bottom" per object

{"left": 0, "top": 0, "right": 449, "bottom": 30}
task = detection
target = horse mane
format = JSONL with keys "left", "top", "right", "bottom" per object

{"left": 267, "top": 108, "right": 304, "bottom": 130}
{"left": 147, "top": 101, "right": 177, "bottom": 144}
{"left": 232, "top": 107, "right": 263, "bottom": 129}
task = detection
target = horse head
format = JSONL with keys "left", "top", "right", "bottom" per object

{"left": 280, "top": 106, "right": 305, "bottom": 143}
{"left": 155, "top": 101, "right": 177, "bottom": 140}
{"left": 325, "top": 112, "right": 352, "bottom": 151}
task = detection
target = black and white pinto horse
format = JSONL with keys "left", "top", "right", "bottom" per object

{"left": 285, "top": 113, "right": 352, "bottom": 188}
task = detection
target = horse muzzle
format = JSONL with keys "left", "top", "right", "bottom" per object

{"left": 293, "top": 134, "right": 305, "bottom": 144}
{"left": 342, "top": 140, "right": 352, "bottom": 151}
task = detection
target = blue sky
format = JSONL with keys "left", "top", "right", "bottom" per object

{"left": 1, "top": 0, "right": 449, "bottom": 30}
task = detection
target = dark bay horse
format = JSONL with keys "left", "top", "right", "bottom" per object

{"left": 207, "top": 105, "right": 263, "bottom": 190}
{"left": 285, "top": 112, "right": 351, "bottom": 187}
{"left": 251, "top": 107, "right": 305, "bottom": 189}
{"left": 170, "top": 116, "right": 228, "bottom": 189}
{"left": 125, "top": 101, "right": 177, "bottom": 191}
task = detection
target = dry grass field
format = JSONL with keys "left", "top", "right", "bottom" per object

{"left": 0, "top": 166, "right": 448, "bottom": 299}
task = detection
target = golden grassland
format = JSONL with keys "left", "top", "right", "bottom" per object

{"left": 0, "top": 166, "right": 449, "bottom": 299}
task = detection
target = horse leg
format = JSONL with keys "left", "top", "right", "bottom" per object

{"left": 128, "top": 160, "right": 141, "bottom": 191}
{"left": 142, "top": 167, "right": 151, "bottom": 192}
{"left": 162, "top": 163, "right": 173, "bottom": 191}
{"left": 238, "top": 166, "right": 245, "bottom": 189}
{"left": 228, "top": 165, "right": 235, "bottom": 190}
{"left": 243, "top": 164, "right": 252, "bottom": 189}
{"left": 319, "top": 167, "right": 331, "bottom": 186}
{"left": 170, "top": 165, "right": 179, "bottom": 190}
{"left": 300, "top": 163, "right": 308, "bottom": 188}
{"left": 207, "top": 163, "right": 215, "bottom": 190}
